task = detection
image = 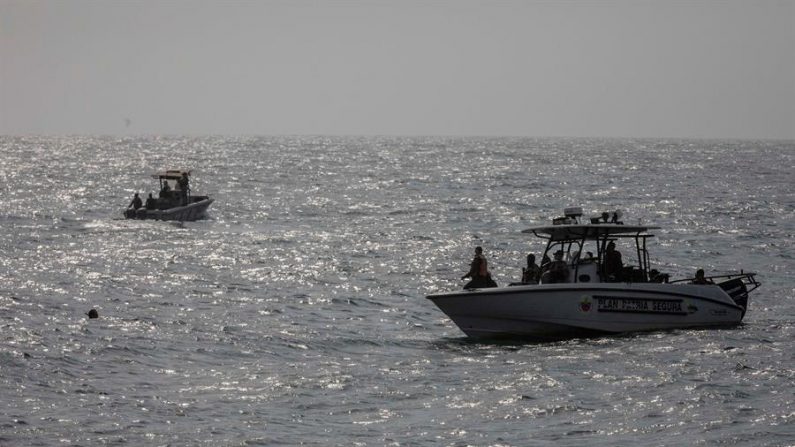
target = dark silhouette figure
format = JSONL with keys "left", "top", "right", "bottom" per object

{"left": 128, "top": 193, "right": 142, "bottom": 210}
{"left": 145, "top": 193, "right": 157, "bottom": 210}
{"left": 604, "top": 241, "right": 623, "bottom": 281}
{"left": 522, "top": 254, "right": 541, "bottom": 284}
{"left": 177, "top": 172, "right": 190, "bottom": 205}
{"left": 160, "top": 181, "right": 171, "bottom": 198}
{"left": 541, "top": 250, "right": 570, "bottom": 283}
{"left": 692, "top": 269, "right": 714, "bottom": 285}
{"left": 462, "top": 246, "right": 497, "bottom": 289}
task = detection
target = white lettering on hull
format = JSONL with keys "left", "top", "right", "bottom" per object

{"left": 594, "top": 296, "right": 687, "bottom": 315}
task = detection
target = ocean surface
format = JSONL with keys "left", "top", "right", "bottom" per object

{"left": 1, "top": 136, "right": 793, "bottom": 446}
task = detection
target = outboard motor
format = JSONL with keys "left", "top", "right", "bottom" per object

{"left": 719, "top": 278, "right": 749, "bottom": 318}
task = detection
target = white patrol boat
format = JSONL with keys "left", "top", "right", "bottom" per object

{"left": 426, "top": 208, "right": 760, "bottom": 340}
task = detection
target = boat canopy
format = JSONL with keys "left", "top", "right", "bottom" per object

{"left": 151, "top": 169, "right": 191, "bottom": 180}
{"left": 522, "top": 223, "right": 660, "bottom": 241}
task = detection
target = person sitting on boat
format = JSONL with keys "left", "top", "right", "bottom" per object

{"left": 462, "top": 246, "right": 497, "bottom": 289}
{"left": 178, "top": 172, "right": 190, "bottom": 205}
{"left": 691, "top": 268, "right": 714, "bottom": 285}
{"left": 521, "top": 253, "right": 541, "bottom": 284}
{"left": 541, "top": 250, "right": 570, "bottom": 283}
{"left": 540, "top": 254, "right": 551, "bottom": 270}
{"left": 145, "top": 193, "right": 157, "bottom": 210}
{"left": 128, "top": 193, "right": 143, "bottom": 210}
{"left": 604, "top": 241, "right": 623, "bottom": 281}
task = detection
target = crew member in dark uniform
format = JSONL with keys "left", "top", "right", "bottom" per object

{"left": 128, "top": 193, "right": 142, "bottom": 210}
{"left": 177, "top": 172, "right": 190, "bottom": 205}
{"left": 522, "top": 253, "right": 541, "bottom": 284}
{"left": 145, "top": 193, "right": 157, "bottom": 210}
{"left": 160, "top": 181, "right": 171, "bottom": 202}
{"left": 604, "top": 241, "right": 623, "bottom": 281}
{"left": 541, "top": 250, "right": 570, "bottom": 283}
{"left": 691, "top": 269, "right": 714, "bottom": 285}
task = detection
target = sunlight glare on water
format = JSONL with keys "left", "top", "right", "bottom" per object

{"left": 0, "top": 136, "right": 793, "bottom": 446}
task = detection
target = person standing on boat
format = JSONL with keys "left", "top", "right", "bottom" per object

{"left": 128, "top": 193, "right": 142, "bottom": 210}
{"left": 462, "top": 246, "right": 497, "bottom": 289}
{"left": 604, "top": 241, "right": 623, "bottom": 281}
{"left": 177, "top": 172, "right": 190, "bottom": 205}
{"left": 522, "top": 253, "right": 541, "bottom": 284}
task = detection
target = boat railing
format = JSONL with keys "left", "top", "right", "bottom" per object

{"left": 670, "top": 271, "right": 760, "bottom": 293}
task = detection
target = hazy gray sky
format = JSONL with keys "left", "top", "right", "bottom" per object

{"left": 2, "top": 0, "right": 793, "bottom": 138}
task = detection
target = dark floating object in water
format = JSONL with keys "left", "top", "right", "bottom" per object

{"left": 87, "top": 309, "right": 99, "bottom": 319}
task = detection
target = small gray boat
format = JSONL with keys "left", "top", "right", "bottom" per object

{"left": 124, "top": 170, "right": 213, "bottom": 221}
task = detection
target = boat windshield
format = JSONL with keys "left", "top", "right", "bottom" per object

{"left": 525, "top": 223, "right": 659, "bottom": 284}
{"left": 151, "top": 170, "right": 191, "bottom": 191}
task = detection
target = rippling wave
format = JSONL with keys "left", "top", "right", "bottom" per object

{"left": 1, "top": 136, "right": 793, "bottom": 445}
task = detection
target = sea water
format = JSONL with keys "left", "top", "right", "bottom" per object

{"left": 1, "top": 136, "right": 793, "bottom": 446}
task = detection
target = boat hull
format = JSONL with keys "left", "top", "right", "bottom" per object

{"left": 124, "top": 197, "right": 214, "bottom": 221}
{"left": 427, "top": 282, "right": 745, "bottom": 340}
